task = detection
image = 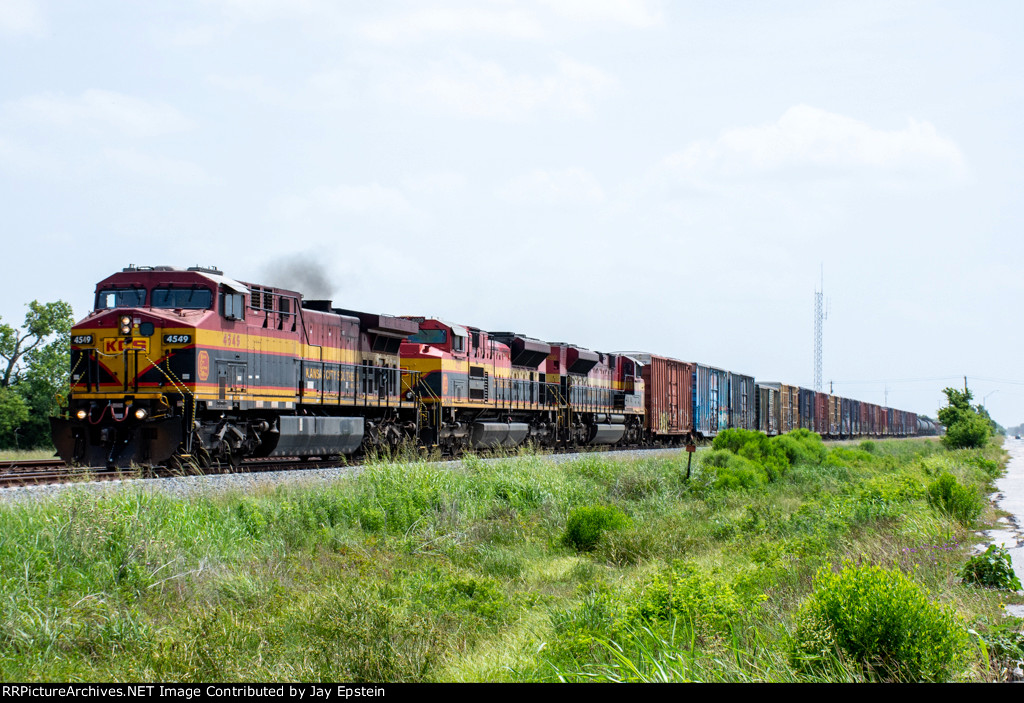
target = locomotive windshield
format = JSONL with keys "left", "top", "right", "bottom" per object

{"left": 151, "top": 287, "right": 213, "bottom": 310}
{"left": 408, "top": 329, "right": 448, "bottom": 345}
{"left": 95, "top": 288, "right": 146, "bottom": 310}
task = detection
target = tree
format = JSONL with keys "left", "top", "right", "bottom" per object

{"left": 0, "top": 387, "right": 29, "bottom": 446}
{"left": 975, "top": 405, "right": 1005, "bottom": 436}
{"left": 0, "top": 300, "right": 74, "bottom": 388}
{"left": 0, "top": 300, "right": 74, "bottom": 449}
{"left": 937, "top": 387, "right": 991, "bottom": 450}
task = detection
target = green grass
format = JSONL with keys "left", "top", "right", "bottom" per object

{"left": 0, "top": 435, "right": 1019, "bottom": 682}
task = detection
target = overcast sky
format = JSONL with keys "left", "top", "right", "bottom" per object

{"left": 1, "top": 1, "right": 1021, "bottom": 424}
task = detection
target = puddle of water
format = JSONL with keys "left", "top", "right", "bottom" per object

{"left": 990, "top": 438, "right": 1024, "bottom": 597}
{"left": 1006, "top": 605, "right": 1024, "bottom": 618}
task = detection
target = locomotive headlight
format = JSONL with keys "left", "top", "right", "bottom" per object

{"left": 134, "top": 408, "right": 148, "bottom": 420}
{"left": 75, "top": 409, "right": 87, "bottom": 420}
{"left": 119, "top": 315, "right": 132, "bottom": 335}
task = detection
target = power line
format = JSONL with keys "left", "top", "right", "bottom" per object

{"left": 831, "top": 375, "right": 1024, "bottom": 386}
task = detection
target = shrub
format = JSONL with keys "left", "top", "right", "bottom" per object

{"left": 961, "top": 545, "right": 1022, "bottom": 590}
{"left": 968, "top": 455, "right": 1002, "bottom": 480}
{"left": 792, "top": 562, "right": 968, "bottom": 682}
{"left": 771, "top": 429, "right": 827, "bottom": 466}
{"left": 927, "top": 472, "right": 983, "bottom": 526}
{"left": 712, "top": 428, "right": 789, "bottom": 481}
{"left": 632, "top": 562, "right": 744, "bottom": 643}
{"left": 824, "top": 447, "right": 874, "bottom": 468}
{"left": 562, "top": 505, "right": 630, "bottom": 551}
{"left": 938, "top": 388, "right": 991, "bottom": 449}
{"left": 711, "top": 428, "right": 764, "bottom": 454}
{"left": 942, "top": 413, "right": 992, "bottom": 450}
{"left": 700, "top": 450, "right": 766, "bottom": 490}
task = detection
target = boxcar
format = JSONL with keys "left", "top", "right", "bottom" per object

{"left": 755, "top": 382, "right": 781, "bottom": 436}
{"left": 799, "top": 387, "right": 817, "bottom": 431}
{"left": 695, "top": 363, "right": 730, "bottom": 438}
{"left": 729, "top": 372, "right": 756, "bottom": 430}
{"left": 628, "top": 353, "right": 695, "bottom": 441}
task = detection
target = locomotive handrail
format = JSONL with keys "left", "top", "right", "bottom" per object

{"left": 66, "top": 353, "right": 85, "bottom": 395}
{"left": 145, "top": 352, "right": 193, "bottom": 401}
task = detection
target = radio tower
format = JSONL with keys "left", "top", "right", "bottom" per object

{"left": 814, "top": 267, "right": 825, "bottom": 392}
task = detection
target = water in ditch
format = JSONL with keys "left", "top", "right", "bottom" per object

{"left": 983, "top": 437, "right": 1024, "bottom": 616}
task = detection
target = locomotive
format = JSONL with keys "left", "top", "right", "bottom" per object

{"left": 51, "top": 265, "right": 921, "bottom": 469}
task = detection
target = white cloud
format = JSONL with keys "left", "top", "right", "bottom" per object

{"left": 104, "top": 149, "right": 216, "bottom": 186}
{"left": 0, "top": 135, "right": 63, "bottom": 177}
{"left": 360, "top": 1, "right": 662, "bottom": 42}
{"left": 10, "top": 90, "right": 194, "bottom": 138}
{"left": 207, "top": 0, "right": 332, "bottom": 23}
{"left": 665, "top": 105, "right": 967, "bottom": 186}
{"left": 273, "top": 183, "right": 412, "bottom": 220}
{"left": 383, "top": 53, "right": 616, "bottom": 120}
{"left": 360, "top": 6, "right": 546, "bottom": 43}
{"left": 538, "top": 0, "right": 662, "bottom": 27}
{"left": 498, "top": 167, "right": 604, "bottom": 204}
{"left": 207, "top": 74, "right": 292, "bottom": 106}
{"left": 167, "top": 23, "right": 223, "bottom": 47}
{"left": 0, "top": 0, "right": 44, "bottom": 36}
{"left": 401, "top": 171, "right": 468, "bottom": 197}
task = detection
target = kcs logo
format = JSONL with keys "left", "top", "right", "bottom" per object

{"left": 198, "top": 351, "right": 210, "bottom": 382}
{"left": 103, "top": 338, "right": 149, "bottom": 353}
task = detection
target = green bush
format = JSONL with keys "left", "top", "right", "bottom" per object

{"left": 968, "top": 455, "right": 1002, "bottom": 480}
{"left": 771, "top": 429, "right": 827, "bottom": 466}
{"left": 824, "top": 447, "right": 875, "bottom": 468}
{"left": 632, "top": 562, "right": 744, "bottom": 643}
{"left": 942, "top": 413, "right": 992, "bottom": 450}
{"left": 562, "top": 505, "right": 630, "bottom": 551}
{"left": 711, "top": 428, "right": 765, "bottom": 454}
{"left": 961, "top": 545, "right": 1022, "bottom": 590}
{"left": 700, "top": 450, "right": 766, "bottom": 490}
{"left": 792, "top": 562, "right": 968, "bottom": 681}
{"left": 927, "top": 472, "right": 983, "bottom": 526}
{"left": 938, "top": 388, "right": 991, "bottom": 449}
{"left": 712, "top": 428, "right": 790, "bottom": 481}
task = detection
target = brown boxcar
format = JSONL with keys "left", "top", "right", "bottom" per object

{"left": 828, "top": 396, "right": 840, "bottom": 437}
{"left": 814, "top": 392, "right": 829, "bottom": 436}
{"left": 780, "top": 384, "right": 799, "bottom": 433}
{"left": 629, "top": 353, "right": 695, "bottom": 441}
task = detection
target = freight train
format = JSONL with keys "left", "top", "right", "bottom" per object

{"left": 51, "top": 266, "right": 926, "bottom": 468}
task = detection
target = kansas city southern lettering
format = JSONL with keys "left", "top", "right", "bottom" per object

{"left": 103, "top": 338, "right": 149, "bottom": 353}
{"left": 304, "top": 367, "right": 341, "bottom": 381}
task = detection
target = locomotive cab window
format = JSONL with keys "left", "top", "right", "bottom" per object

{"left": 221, "top": 291, "right": 245, "bottom": 320}
{"left": 95, "top": 288, "right": 146, "bottom": 310}
{"left": 408, "top": 329, "right": 447, "bottom": 345}
{"left": 152, "top": 287, "right": 213, "bottom": 310}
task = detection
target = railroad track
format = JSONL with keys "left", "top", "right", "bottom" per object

{"left": 0, "top": 455, "right": 362, "bottom": 489}
{"left": 0, "top": 459, "right": 129, "bottom": 488}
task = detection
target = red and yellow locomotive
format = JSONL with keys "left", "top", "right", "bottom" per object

{"left": 51, "top": 266, "right": 417, "bottom": 467}
{"left": 399, "top": 320, "right": 645, "bottom": 453}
